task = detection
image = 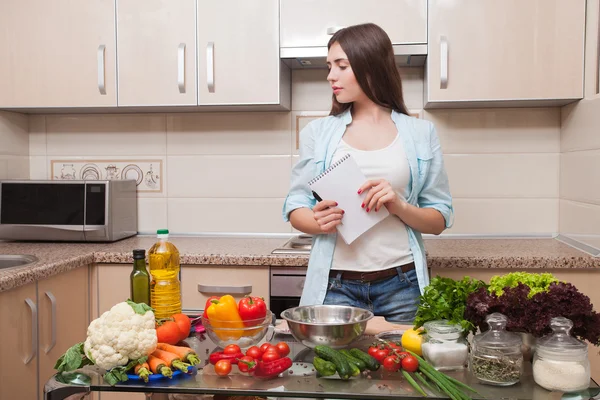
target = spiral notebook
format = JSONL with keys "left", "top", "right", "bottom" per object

{"left": 309, "top": 154, "right": 389, "bottom": 245}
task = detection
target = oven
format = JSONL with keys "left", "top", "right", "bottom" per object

{"left": 269, "top": 267, "right": 306, "bottom": 318}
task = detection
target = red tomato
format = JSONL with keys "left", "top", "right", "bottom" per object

{"left": 387, "top": 342, "right": 402, "bottom": 351}
{"left": 237, "top": 356, "right": 257, "bottom": 373}
{"left": 172, "top": 313, "right": 191, "bottom": 341}
{"left": 223, "top": 344, "right": 242, "bottom": 355}
{"left": 156, "top": 321, "right": 182, "bottom": 345}
{"left": 368, "top": 346, "right": 379, "bottom": 358}
{"left": 246, "top": 346, "right": 262, "bottom": 359}
{"left": 375, "top": 348, "right": 390, "bottom": 362}
{"left": 260, "top": 343, "right": 276, "bottom": 354}
{"left": 275, "top": 342, "right": 290, "bottom": 357}
{"left": 262, "top": 349, "right": 281, "bottom": 362}
{"left": 383, "top": 356, "right": 401, "bottom": 372}
{"left": 401, "top": 355, "right": 419, "bottom": 372}
{"left": 214, "top": 360, "right": 232, "bottom": 376}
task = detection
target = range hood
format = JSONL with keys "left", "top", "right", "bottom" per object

{"left": 280, "top": 44, "right": 427, "bottom": 69}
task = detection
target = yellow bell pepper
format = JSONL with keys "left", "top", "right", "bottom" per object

{"left": 207, "top": 295, "right": 245, "bottom": 340}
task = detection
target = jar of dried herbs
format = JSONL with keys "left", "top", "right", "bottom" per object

{"left": 470, "top": 312, "right": 523, "bottom": 386}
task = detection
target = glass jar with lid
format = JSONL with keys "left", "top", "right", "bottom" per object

{"left": 470, "top": 312, "right": 523, "bottom": 386}
{"left": 421, "top": 320, "right": 468, "bottom": 371}
{"left": 532, "top": 316, "right": 590, "bottom": 392}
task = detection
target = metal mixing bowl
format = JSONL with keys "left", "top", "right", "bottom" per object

{"left": 281, "top": 305, "right": 374, "bottom": 349}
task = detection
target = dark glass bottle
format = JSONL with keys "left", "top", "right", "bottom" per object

{"left": 130, "top": 249, "right": 150, "bottom": 306}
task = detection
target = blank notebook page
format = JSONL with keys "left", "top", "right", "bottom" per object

{"left": 309, "top": 154, "right": 389, "bottom": 245}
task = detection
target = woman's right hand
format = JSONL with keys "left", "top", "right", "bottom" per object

{"left": 313, "top": 200, "right": 344, "bottom": 234}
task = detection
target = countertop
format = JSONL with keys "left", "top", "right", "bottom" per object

{"left": 0, "top": 235, "right": 598, "bottom": 293}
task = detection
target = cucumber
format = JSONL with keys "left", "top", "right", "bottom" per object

{"left": 312, "top": 357, "right": 336, "bottom": 377}
{"left": 339, "top": 349, "right": 367, "bottom": 371}
{"left": 346, "top": 360, "right": 360, "bottom": 376}
{"left": 314, "top": 345, "right": 352, "bottom": 380}
{"left": 349, "top": 348, "right": 380, "bottom": 371}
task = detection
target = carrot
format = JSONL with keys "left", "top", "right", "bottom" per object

{"left": 157, "top": 343, "right": 201, "bottom": 366}
{"left": 134, "top": 362, "right": 151, "bottom": 383}
{"left": 148, "top": 355, "right": 173, "bottom": 378}
{"left": 151, "top": 349, "right": 191, "bottom": 373}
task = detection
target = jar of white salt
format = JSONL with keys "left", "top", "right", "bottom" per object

{"left": 421, "top": 320, "right": 468, "bottom": 371}
{"left": 533, "top": 316, "right": 590, "bottom": 393}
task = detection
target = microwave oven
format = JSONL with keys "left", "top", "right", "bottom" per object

{"left": 0, "top": 180, "right": 137, "bottom": 242}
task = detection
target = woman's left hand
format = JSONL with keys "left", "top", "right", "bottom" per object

{"left": 358, "top": 179, "right": 403, "bottom": 213}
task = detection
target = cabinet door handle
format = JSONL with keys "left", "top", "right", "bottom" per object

{"left": 440, "top": 36, "right": 448, "bottom": 89}
{"left": 198, "top": 284, "right": 252, "bottom": 295}
{"left": 178, "top": 43, "right": 186, "bottom": 93}
{"left": 326, "top": 26, "right": 345, "bottom": 35}
{"left": 24, "top": 298, "right": 37, "bottom": 365}
{"left": 207, "top": 42, "right": 215, "bottom": 93}
{"left": 45, "top": 291, "right": 57, "bottom": 354}
{"left": 97, "top": 45, "right": 107, "bottom": 95}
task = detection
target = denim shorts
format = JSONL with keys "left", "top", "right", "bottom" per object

{"left": 323, "top": 267, "right": 420, "bottom": 324}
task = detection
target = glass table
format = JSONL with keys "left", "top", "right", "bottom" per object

{"left": 45, "top": 331, "right": 600, "bottom": 400}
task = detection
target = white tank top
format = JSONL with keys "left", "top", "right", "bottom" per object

{"left": 330, "top": 134, "right": 414, "bottom": 272}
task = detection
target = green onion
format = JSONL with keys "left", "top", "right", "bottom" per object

{"left": 402, "top": 370, "right": 428, "bottom": 397}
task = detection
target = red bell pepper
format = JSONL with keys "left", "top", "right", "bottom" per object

{"left": 209, "top": 351, "right": 244, "bottom": 365}
{"left": 252, "top": 357, "right": 293, "bottom": 378}
{"left": 238, "top": 296, "right": 267, "bottom": 326}
{"left": 202, "top": 296, "right": 220, "bottom": 319}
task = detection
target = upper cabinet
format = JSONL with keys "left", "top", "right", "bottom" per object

{"left": 197, "top": 0, "right": 287, "bottom": 106}
{"left": 280, "top": 0, "right": 427, "bottom": 47}
{"left": 0, "top": 0, "right": 116, "bottom": 108}
{"left": 116, "top": 0, "right": 197, "bottom": 106}
{"left": 425, "top": 0, "right": 586, "bottom": 108}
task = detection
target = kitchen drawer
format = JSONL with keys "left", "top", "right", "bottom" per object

{"left": 181, "top": 265, "right": 269, "bottom": 312}
{"left": 280, "top": 0, "right": 427, "bottom": 48}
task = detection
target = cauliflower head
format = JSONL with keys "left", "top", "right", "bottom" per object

{"left": 84, "top": 300, "right": 157, "bottom": 370}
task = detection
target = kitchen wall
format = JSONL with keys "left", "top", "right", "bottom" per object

{"left": 0, "top": 111, "right": 29, "bottom": 179}
{"left": 558, "top": 0, "right": 600, "bottom": 252}
{"left": 27, "top": 68, "right": 561, "bottom": 235}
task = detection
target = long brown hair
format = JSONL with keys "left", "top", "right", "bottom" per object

{"left": 328, "top": 23, "right": 409, "bottom": 116}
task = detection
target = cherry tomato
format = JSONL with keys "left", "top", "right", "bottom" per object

{"left": 262, "top": 349, "right": 281, "bottom": 362}
{"left": 368, "top": 346, "right": 379, "bottom": 358}
{"left": 397, "top": 351, "right": 410, "bottom": 358}
{"left": 375, "top": 348, "right": 390, "bottom": 362}
{"left": 275, "top": 342, "right": 290, "bottom": 357}
{"left": 237, "top": 356, "right": 257, "bottom": 373}
{"left": 246, "top": 346, "right": 262, "bottom": 359}
{"left": 223, "top": 344, "right": 242, "bottom": 355}
{"left": 214, "top": 359, "right": 232, "bottom": 376}
{"left": 401, "top": 355, "right": 419, "bottom": 372}
{"left": 387, "top": 342, "right": 402, "bottom": 351}
{"left": 260, "top": 343, "right": 276, "bottom": 354}
{"left": 383, "top": 356, "right": 401, "bottom": 372}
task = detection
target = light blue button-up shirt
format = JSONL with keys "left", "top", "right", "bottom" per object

{"left": 283, "top": 108, "right": 454, "bottom": 306}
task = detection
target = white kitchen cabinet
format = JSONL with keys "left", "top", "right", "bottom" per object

{"left": 182, "top": 265, "right": 270, "bottom": 312}
{"left": 280, "top": 0, "right": 427, "bottom": 47}
{"left": 0, "top": 266, "right": 89, "bottom": 400}
{"left": 0, "top": 0, "right": 117, "bottom": 108}
{"left": 425, "top": 0, "right": 585, "bottom": 108}
{"left": 116, "top": 0, "right": 197, "bottom": 106}
{"left": 197, "top": 0, "right": 289, "bottom": 106}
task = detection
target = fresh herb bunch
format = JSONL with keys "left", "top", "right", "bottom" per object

{"left": 487, "top": 272, "right": 559, "bottom": 298}
{"left": 465, "top": 282, "right": 600, "bottom": 344}
{"left": 414, "top": 276, "right": 487, "bottom": 335}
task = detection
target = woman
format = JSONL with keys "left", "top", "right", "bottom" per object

{"left": 282, "top": 23, "right": 453, "bottom": 323}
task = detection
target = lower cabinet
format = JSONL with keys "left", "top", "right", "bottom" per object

{"left": 0, "top": 266, "right": 89, "bottom": 400}
{"left": 430, "top": 268, "right": 600, "bottom": 382}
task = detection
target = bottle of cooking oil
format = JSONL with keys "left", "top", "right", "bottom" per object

{"left": 148, "top": 229, "right": 182, "bottom": 319}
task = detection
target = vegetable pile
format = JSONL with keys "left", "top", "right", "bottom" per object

{"left": 311, "top": 341, "right": 479, "bottom": 399}
{"left": 414, "top": 276, "right": 487, "bottom": 335}
{"left": 208, "top": 341, "right": 292, "bottom": 379}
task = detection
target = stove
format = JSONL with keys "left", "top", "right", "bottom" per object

{"left": 271, "top": 234, "right": 312, "bottom": 255}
